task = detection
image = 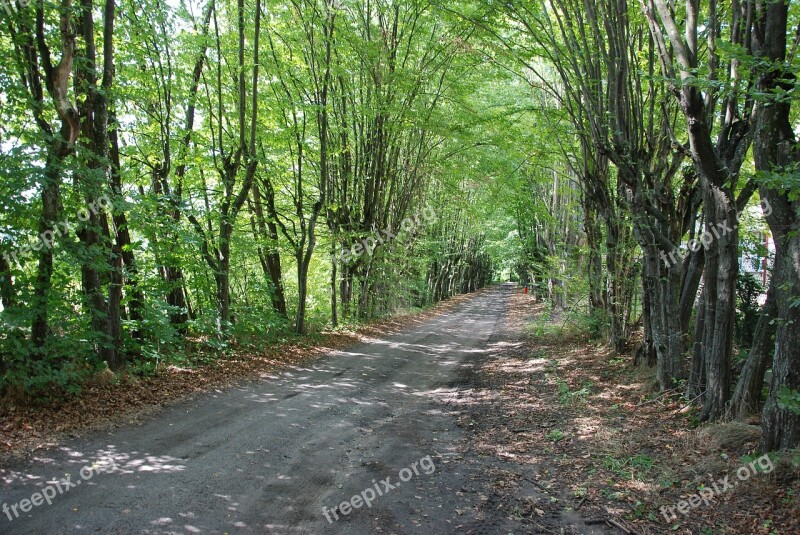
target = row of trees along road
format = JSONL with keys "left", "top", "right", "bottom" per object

{"left": 0, "top": 0, "right": 798, "bottom": 451}
{"left": 0, "top": 0, "right": 492, "bottom": 392}
{"left": 465, "top": 0, "right": 800, "bottom": 450}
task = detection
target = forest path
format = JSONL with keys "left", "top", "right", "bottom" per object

{"left": 1, "top": 284, "right": 608, "bottom": 534}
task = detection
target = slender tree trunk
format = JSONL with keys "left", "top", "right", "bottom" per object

{"left": 252, "top": 182, "right": 287, "bottom": 316}
{"left": 731, "top": 276, "right": 777, "bottom": 417}
{"left": 659, "top": 255, "right": 686, "bottom": 389}
{"left": 215, "top": 226, "right": 232, "bottom": 330}
{"left": 679, "top": 248, "right": 704, "bottom": 334}
{"left": 295, "top": 253, "right": 311, "bottom": 334}
{"left": 149, "top": 169, "right": 190, "bottom": 332}
{"left": 330, "top": 242, "right": 338, "bottom": 327}
{"left": 109, "top": 122, "right": 143, "bottom": 341}
{"left": 585, "top": 199, "right": 605, "bottom": 314}
{"left": 606, "top": 218, "right": 626, "bottom": 352}
{"left": 0, "top": 253, "right": 13, "bottom": 309}
{"left": 31, "top": 144, "right": 68, "bottom": 353}
{"left": 635, "top": 261, "right": 657, "bottom": 369}
{"left": 687, "top": 287, "right": 707, "bottom": 401}
{"left": 156, "top": 1, "right": 214, "bottom": 333}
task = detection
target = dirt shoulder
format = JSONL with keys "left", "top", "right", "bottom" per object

{"left": 457, "top": 289, "right": 799, "bottom": 535}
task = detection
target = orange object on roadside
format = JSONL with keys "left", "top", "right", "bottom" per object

{"left": 523, "top": 286, "right": 528, "bottom": 294}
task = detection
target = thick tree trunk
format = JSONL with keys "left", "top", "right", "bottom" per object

{"left": 760, "top": 231, "right": 800, "bottom": 450}
{"left": 215, "top": 270, "right": 230, "bottom": 332}
{"left": 640, "top": 239, "right": 686, "bottom": 389}
{"left": 107, "top": 245, "right": 123, "bottom": 367}
{"left": 27, "top": 0, "right": 81, "bottom": 355}
{"left": 645, "top": 0, "right": 753, "bottom": 422}
{"left": 75, "top": 0, "right": 122, "bottom": 369}
{"left": 752, "top": 0, "right": 800, "bottom": 450}
{"left": 77, "top": 211, "right": 118, "bottom": 368}
{"left": 698, "top": 194, "right": 739, "bottom": 421}
{"left": 605, "top": 219, "right": 628, "bottom": 352}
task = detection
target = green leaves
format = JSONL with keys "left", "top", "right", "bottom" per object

{"left": 777, "top": 386, "right": 800, "bottom": 416}
{"left": 754, "top": 165, "right": 800, "bottom": 202}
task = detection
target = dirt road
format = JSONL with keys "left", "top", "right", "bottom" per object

{"left": 1, "top": 284, "right": 607, "bottom": 534}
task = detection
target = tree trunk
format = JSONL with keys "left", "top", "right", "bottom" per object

{"left": 0, "top": 252, "right": 13, "bottom": 309}
{"left": 760, "top": 231, "right": 800, "bottom": 450}
{"left": 730, "top": 277, "right": 777, "bottom": 418}
{"left": 215, "top": 222, "right": 233, "bottom": 332}
{"left": 74, "top": 0, "right": 122, "bottom": 369}
{"left": 31, "top": 143, "right": 69, "bottom": 353}
{"left": 585, "top": 199, "right": 605, "bottom": 314}
{"left": 645, "top": 0, "right": 753, "bottom": 422}
{"left": 679, "top": 248, "right": 704, "bottom": 334}
{"left": 752, "top": 0, "right": 800, "bottom": 450}
{"left": 698, "top": 195, "right": 739, "bottom": 421}
{"left": 330, "top": 242, "right": 338, "bottom": 327}
{"left": 687, "top": 286, "right": 707, "bottom": 401}
{"left": 26, "top": 0, "right": 81, "bottom": 355}
{"left": 109, "top": 121, "right": 144, "bottom": 341}
{"left": 295, "top": 253, "right": 311, "bottom": 334}
{"left": 77, "top": 212, "right": 118, "bottom": 368}
{"left": 252, "top": 181, "right": 287, "bottom": 317}
{"left": 606, "top": 217, "right": 627, "bottom": 352}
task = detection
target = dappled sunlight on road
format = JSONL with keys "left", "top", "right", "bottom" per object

{"left": 1, "top": 286, "right": 523, "bottom": 533}
{"left": 1, "top": 446, "right": 185, "bottom": 487}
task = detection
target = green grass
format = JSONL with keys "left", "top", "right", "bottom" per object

{"left": 601, "top": 454, "right": 654, "bottom": 480}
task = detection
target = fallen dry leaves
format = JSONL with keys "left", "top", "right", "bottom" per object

{"left": 458, "top": 290, "right": 799, "bottom": 535}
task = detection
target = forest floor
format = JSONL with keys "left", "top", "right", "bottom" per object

{"left": 1, "top": 285, "right": 798, "bottom": 534}
{"left": 464, "top": 289, "right": 800, "bottom": 534}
